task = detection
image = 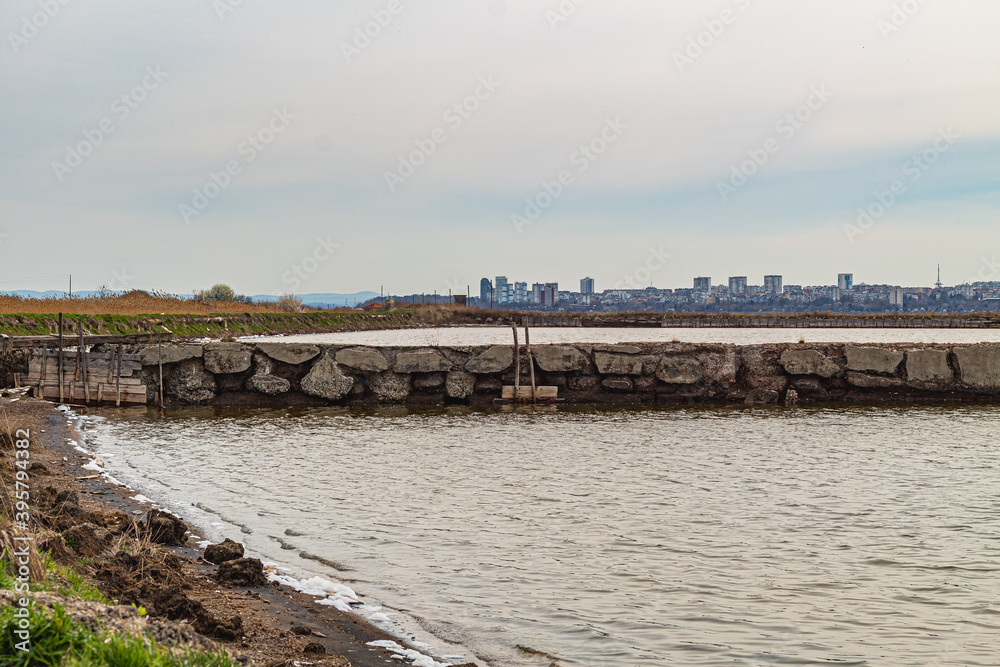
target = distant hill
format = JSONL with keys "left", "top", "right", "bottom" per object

{"left": 0, "top": 290, "right": 380, "bottom": 309}
{"left": 251, "top": 292, "right": 380, "bottom": 308}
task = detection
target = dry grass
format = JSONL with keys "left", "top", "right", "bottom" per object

{"left": 0, "top": 291, "right": 286, "bottom": 316}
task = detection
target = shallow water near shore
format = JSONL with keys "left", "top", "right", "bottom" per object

{"left": 245, "top": 326, "right": 1000, "bottom": 347}
{"left": 81, "top": 404, "right": 1000, "bottom": 666}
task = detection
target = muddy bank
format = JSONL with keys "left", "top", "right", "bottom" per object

{"left": 121, "top": 342, "right": 1000, "bottom": 408}
{"left": 0, "top": 397, "right": 479, "bottom": 666}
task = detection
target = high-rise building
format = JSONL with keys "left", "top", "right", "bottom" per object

{"left": 514, "top": 282, "right": 528, "bottom": 302}
{"left": 480, "top": 278, "right": 492, "bottom": 303}
{"left": 728, "top": 276, "right": 748, "bottom": 295}
{"left": 542, "top": 283, "right": 558, "bottom": 307}
{"left": 694, "top": 277, "right": 712, "bottom": 292}
{"left": 889, "top": 286, "right": 905, "bottom": 308}
{"left": 581, "top": 277, "right": 595, "bottom": 295}
{"left": 838, "top": 273, "right": 854, "bottom": 291}
{"left": 495, "top": 276, "right": 509, "bottom": 303}
{"left": 532, "top": 283, "right": 544, "bottom": 304}
{"left": 764, "top": 275, "right": 783, "bottom": 294}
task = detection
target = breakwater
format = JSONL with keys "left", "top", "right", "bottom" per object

{"left": 129, "top": 341, "right": 1000, "bottom": 407}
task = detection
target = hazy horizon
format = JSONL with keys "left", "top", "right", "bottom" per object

{"left": 2, "top": 1, "right": 998, "bottom": 296}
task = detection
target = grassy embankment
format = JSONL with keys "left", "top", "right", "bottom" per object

{"left": 0, "top": 411, "right": 241, "bottom": 667}
{"left": 0, "top": 292, "right": 429, "bottom": 338}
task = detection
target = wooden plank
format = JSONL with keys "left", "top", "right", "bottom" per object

{"left": 502, "top": 386, "right": 558, "bottom": 400}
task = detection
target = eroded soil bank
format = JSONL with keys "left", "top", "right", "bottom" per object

{"left": 0, "top": 397, "right": 479, "bottom": 666}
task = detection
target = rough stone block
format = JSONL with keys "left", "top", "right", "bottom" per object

{"left": 255, "top": 343, "right": 321, "bottom": 366}
{"left": 656, "top": 357, "right": 703, "bottom": 384}
{"left": 906, "top": 349, "right": 953, "bottom": 384}
{"left": 336, "top": 347, "right": 389, "bottom": 372}
{"left": 301, "top": 354, "right": 354, "bottom": 400}
{"left": 602, "top": 377, "right": 634, "bottom": 391}
{"left": 247, "top": 374, "right": 291, "bottom": 395}
{"left": 845, "top": 346, "right": 904, "bottom": 374}
{"left": 779, "top": 350, "right": 840, "bottom": 378}
{"left": 140, "top": 345, "right": 203, "bottom": 366}
{"left": 204, "top": 343, "right": 252, "bottom": 375}
{"left": 446, "top": 370, "right": 476, "bottom": 399}
{"left": 370, "top": 372, "right": 411, "bottom": 402}
{"left": 953, "top": 346, "right": 1000, "bottom": 389}
{"left": 465, "top": 347, "right": 513, "bottom": 374}
{"left": 594, "top": 352, "right": 644, "bottom": 376}
{"left": 532, "top": 346, "right": 589, "bottom": 372}
{"left": 394, "top": 350, "right": 452, "bottom": 373}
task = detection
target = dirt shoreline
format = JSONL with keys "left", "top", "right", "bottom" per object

{"left": 1, "top": 396, "right": 480, "bottom": 667}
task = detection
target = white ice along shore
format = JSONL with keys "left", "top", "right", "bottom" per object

{"left": 64, "top": 407, "right": 476, "bottom": 667}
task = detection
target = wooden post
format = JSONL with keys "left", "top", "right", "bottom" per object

{"left": 115, "top": 344, "right": 122, "bottom": 407}
{"left": 58, "top": 313, "right": 64, "bottom": 403}
{"left": 524, "top": 317, "right": 537, "bottom": 405}
{"left": 70, "top": 324, "right": 80, "bottom": 403}
{"left": 79, "top": 326, "right": 90, "bottom": 404}
{"left": 39, "top": 343, "right": 47, "bottom": 398}
{"left": 511, "top": 324, "right": 520, "bottom": 398}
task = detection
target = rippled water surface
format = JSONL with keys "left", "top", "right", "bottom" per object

{"left": 84, "top": 406, "right": 1000, "bottom": 666}
{"left": 246, "top": 326, "right": 1000, "bottom": 346}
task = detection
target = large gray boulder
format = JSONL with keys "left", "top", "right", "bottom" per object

{"left": 203, "top": 343, "right": 252, "bottom": 374}
{"left": 165, "top": 359, "right": 217, "bottom": 403}
{"left": 532, "top": 346, "right": 589, "bottom": 372}
{"left": 370, "top": 372, "right": 411, "bottom": 402}
{"left": 255, "top": 343, "right": 320, "bottom": 365}
{"left": 594, "top": 352, "right": 644, "bottom": 376}
{"left": 394, "top": 350, "right": 452, "bottom": 373}
{"left": 906, "top": 349, "right": 953, "bottom": 384}
{"left": 656, "top": 357, "right": 702, "bottom": 384}
{"left": 300, "top": 354, "right": 354, "bottom": 401}
{"left": 446, "top": 370, "right": 476, "bottom": 399}
{"left": 336, "top": 347, "right": 389, "bottom": 373}
{"left": 247, "top": 353, "right": 290, "bottom": 395}
{"left": 247, "top": 374, "right": 291, "bottom": 395}
{"left": 465, "top": 347, "right": 513, "bottom": 374}
{"left": 779, "top": 350, "right": 840, "bottom": 378}
{"left": 953, "top": 346, "right": 1000, "bottom": 389}
{"left": 140, "top": 345, "right": 203, "bottom": 366}
{"left": 845, "top": 346, "right": 904, "bottom": 375}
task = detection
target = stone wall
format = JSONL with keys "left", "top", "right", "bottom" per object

{"left": 135, "top": 341, "right": 1000, "bottom": 408}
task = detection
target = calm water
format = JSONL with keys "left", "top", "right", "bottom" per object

{"left": 82, "top": 406, "right": 1000, "bottom": 666}
{"left": 246, "top": 327, "right": 1000, "bottom": 347}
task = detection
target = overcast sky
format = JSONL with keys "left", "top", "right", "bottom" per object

{"left": 2, "top": 0, "right": 998, "bottom": 296}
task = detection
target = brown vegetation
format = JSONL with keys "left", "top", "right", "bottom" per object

{"left": 0, "top": 291, "right": 288, "bottom": 316}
